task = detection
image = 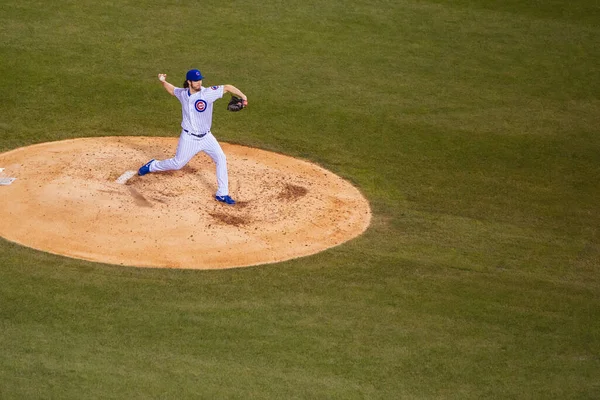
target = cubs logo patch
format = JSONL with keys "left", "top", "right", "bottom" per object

{"left": 195, "top": 99, "right": 207, "bottom": 112}
{"left": 210, "top": 86, "right": 219, "bottom": 90}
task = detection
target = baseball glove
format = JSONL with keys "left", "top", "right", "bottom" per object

{"left": 227, "top": 96, "right": 246, "bottom": 112}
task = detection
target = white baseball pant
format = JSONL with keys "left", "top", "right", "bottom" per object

{"left": 150, "top": 131, "right": 229, "bottom": 196}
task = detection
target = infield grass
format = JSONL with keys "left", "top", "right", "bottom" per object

{"left": 1, "top": 0, "right": 599, "bottom": 398}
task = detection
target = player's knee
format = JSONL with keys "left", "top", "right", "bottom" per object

{"left": 172, "top": 159, "right": 187, "bottom": 170}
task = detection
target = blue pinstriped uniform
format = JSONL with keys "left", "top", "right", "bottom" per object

{"left": 151, "top": 85, "right": 231, "bottom": 196}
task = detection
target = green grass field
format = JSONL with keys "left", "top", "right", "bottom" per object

{"left": 1, "top": 0, "right": 599, "bottom": 398}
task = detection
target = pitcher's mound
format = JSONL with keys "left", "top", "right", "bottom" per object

{"left": 0, "top": 137, "right": 371, "bottom": 269}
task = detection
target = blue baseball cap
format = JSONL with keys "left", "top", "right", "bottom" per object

{"left": 186, "top": 69, "right": 204, "bottom": 81}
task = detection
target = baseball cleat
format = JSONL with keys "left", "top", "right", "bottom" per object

{"left": 138, "top": 159, "right": 155, "bottom": 176}
{"left": 215, "top": 195, "right": 236, "bottom": 205}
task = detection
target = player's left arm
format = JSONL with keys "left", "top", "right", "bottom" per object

{"left": 223, "top": 85, "right": 248, "bottom": 106}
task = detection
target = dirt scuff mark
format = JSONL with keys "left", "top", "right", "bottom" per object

{"left": 278, "top": 184, "right": 308, "bottom": 201}
{"left": 209, "top": 212, "right": 249, "bottom": 227}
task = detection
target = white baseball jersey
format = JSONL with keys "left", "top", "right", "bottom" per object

{"left": 175, "top": 85, "right": 224, "bottom": 135}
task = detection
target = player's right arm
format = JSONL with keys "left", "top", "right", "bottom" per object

{"left": 158, "top": 74, "right": 175, "bottom": 96}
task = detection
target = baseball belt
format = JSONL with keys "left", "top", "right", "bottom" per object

{"left": 183, "top": 129, "right": 208, "bottom": 139}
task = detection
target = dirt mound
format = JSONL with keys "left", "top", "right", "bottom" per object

{"left": 0, "top": 137, "right": 371, "bottom": 269}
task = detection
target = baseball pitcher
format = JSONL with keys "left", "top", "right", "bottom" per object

{"left": 138, "top": 69, "right": 248, "bottom": 205}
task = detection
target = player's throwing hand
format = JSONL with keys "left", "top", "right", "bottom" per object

{"left": 158, "top": 74, "right": 167, "bottom": 82}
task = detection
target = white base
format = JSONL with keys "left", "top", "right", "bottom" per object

{"left": 0, "top": 177, "right": 16, "bottom": 186}
{"left": 116, "top": 170, "right": 136, "bottom": 185}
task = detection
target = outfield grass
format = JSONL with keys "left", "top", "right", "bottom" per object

{"left": 1, "top": 0, "right": 599, "bottom": 398}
